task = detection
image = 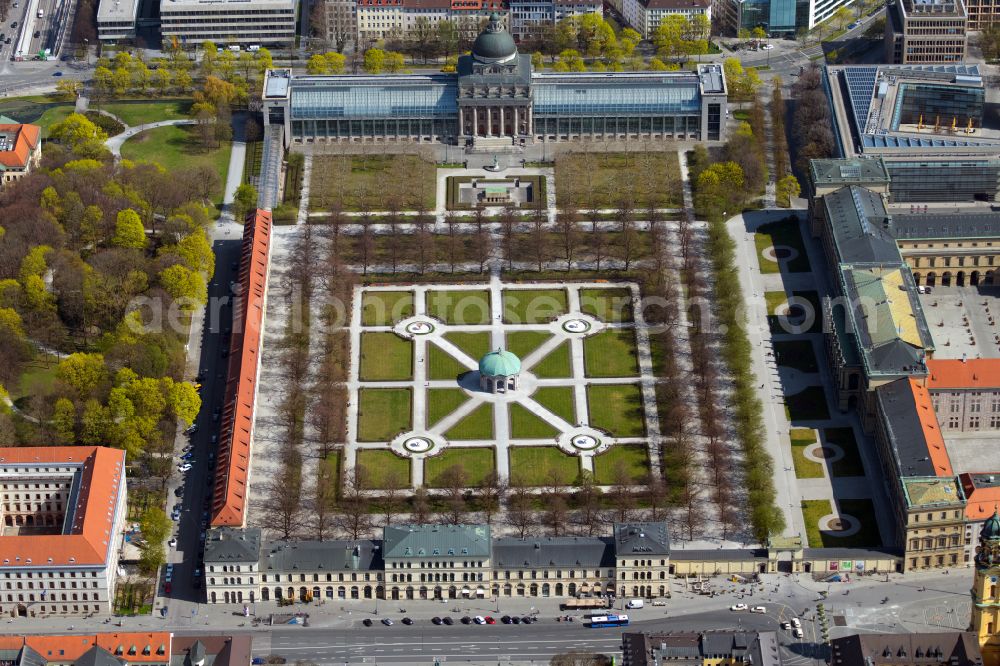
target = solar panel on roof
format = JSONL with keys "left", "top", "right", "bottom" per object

{"left": 840, "top": 165, "right": 861, "bottom": 179}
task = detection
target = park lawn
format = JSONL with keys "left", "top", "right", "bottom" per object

{"left": 532, "top": 386, "right": 576, "bottom": 425}
{"left": 754, "top": 220, "right": 811, "bottom": 274}
{"left": 825, "top": 427, "right": 866, "bottom": 477}
{"left": 503, "top": 289, "right": 568, "bottom": 324}
{"left": 96, "top": 99, "right": 192, "bottom": 126}
{"left": 583, "top": 329, "right": 639, "bottom": 377}
{"left": 532, "top": 341, "right": 572, "bottom": 378}
{"left": 579, "top": 288, "right": 634, "bottom": 323}
{"left": 355, "top": 449, "right": 411, "bottom": 489}
{"left": 802, "top": 498, "right": 881, "bottom": 548}
{"left": 120, "top": 124, "right": 230, "bottom": 205}
{"left": 587, "top": 384, "right": 645, "bottom": 437}
{"left": 506, "top": 331, "right": 553, "bottom": 359}
{"left": 361, "top": 291, "right": 415, "bottom": 326}
{"left": 593, "top": 444, "right": 650, "bottom": 484}
{"left": 790, "top": 428, "right": 824, "bottom": 479}
{"left": 13, "top": 354, "right": 59, "bottom": 401}
{"left": 773, "top": 340, "right": 819, "bottom": 373}
{"left": 427, "top": 342, "right": 471, "bottom": 381}
{"left": 427, "top": 389, "right": 470, "bottom": 428}
{"left": 509, "top": 447, "right": 580, "bottom": 486}
{"left": 35, "top": 106, "right": 76, "bottom": 138}
{"left": 427, "top": 290, "right": 491, "bottom": 325}
{"left": 555, "top": 152, "right": 682, "bottom": 209}
{"left": 425, "top": 447, "right": 496, "bottom": 487}
{"left": 359, "top": 332, "right": 413, "bottom": 381}
{"left": 443, "top": 403, "right": 494, "bottom": 441}
{"left": 357, "top": 388, "right": 412, "bottom": 441}
{"left": 311, "top": 154, "right": 436, "bottom": 211}
{"left": 509, "top": 403, "right": 561, "bottom": 439}
{"left": 784, "top": 386, "right": 830, "bottom": 422}
{"left": 322, "top": 451, "right": 341, "bottom": 496}
{"left": 766, "top": 290, "right": 822, "bottom": 334}
{"left": 443, "top": 331, "right": 491, "bottom": 361}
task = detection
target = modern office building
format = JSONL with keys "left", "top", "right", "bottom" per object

{"left": 824, "top": 64, "right": 1000, "bottom": 203}
{"left": 0, "top": 446, "right": 127, "bottom": 617}
{"left": 508, "top": 0, "right": 602, "bottom": 40}
{"left": 723, "top": 0, "right": 845, "bottom": 35}
{"left": 96, "top": 0, "right": 140, "bottom": 42}
{"left": 616, "top": 0, "right": 711, "bottom": 38}
{"left": 884, "top": 0, "right": 967, "bottom": 64}
{"left": 159, "top": 0, "right": 297, "bottom": 46}
{"left": 0, "top": 120, "right": 40, "bottom": 189}
{"left": 262, "top": 14, "right": 728, "bottom": 147}
{"left": 964, "top": 0, "right": 1000, "bottom": 28}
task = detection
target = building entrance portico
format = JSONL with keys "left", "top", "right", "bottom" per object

{"left": 460, "top": 104, "right": 532, "bottom": 139}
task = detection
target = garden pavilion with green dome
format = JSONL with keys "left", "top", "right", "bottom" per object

{"left": 479, "top": 349, "right": 521, "bottom": 393}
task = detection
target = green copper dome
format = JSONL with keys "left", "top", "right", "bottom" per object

{"left": 983, "top": 508, "right": 1000, "bottom": 540}
{"left": 472, "top": 13, "right": 517, "bottom": 63}
{"left": 479, "top": 349, "right": 521, "bottom": 377}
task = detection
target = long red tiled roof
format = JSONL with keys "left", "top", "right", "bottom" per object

{"left": 908, "top": 378, "right": 954, "bottom": 477}
{"left": 960, "top": 472, "right": 1000, "bottom": 521}
{"left": 0, "top": 123, "right": 40, "bottom": 169}
{"left": 926, "top": 358, "right": 1000, "bottom": 390}
{"left": 0, "top": 447, "right": 125, "bottom": 567}
{"left": 0, "top": 632, "right": 170, "bottom": 663}
{"left": 211, "top": 210, "right": 272, "bottom": 528}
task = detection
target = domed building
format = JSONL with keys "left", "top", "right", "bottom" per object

{"left": 479, "top": 349, "right": 521, "bottom": 393}
{"left": 261, "top": 16, "right": 729, "bottom": 147}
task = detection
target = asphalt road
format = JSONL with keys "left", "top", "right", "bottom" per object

{"left": 159, "top": 238, "right": 244, "bottom": 618}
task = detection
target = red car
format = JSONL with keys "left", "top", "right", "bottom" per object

{"left": 484, "top": 616, "right": 496, "bottom": 625}
{"left": 164, "top": 582, "right": 172, "bottom": 595}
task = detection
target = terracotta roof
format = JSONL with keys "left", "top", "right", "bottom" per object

{"left": 0, "top": 123, "right": 40, "bottom": 169}
{"left": 171, "top": 635, "right": 253, "bottom": 666}
{"left": 211, "top": 210, "right": 272, "bottom": 528}
{"left": 0, "top": 633, "right": 171, "bottom": 663}
{"left": 960, "top": 472, "right": 1000, "bottom": 521}
{"left": 0, "top": 447, "right": 125, "bottom": 567}
{"left": 910, "top": 379, "right": 953, "bottom": 477}
{"left": 926, "top": 359, "right": 1000, "bottom": 390}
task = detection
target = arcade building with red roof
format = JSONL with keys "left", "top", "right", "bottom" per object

{"left": 0, "top": 446, "right": 127, "bottom": 617}
{"left": 0, "top": 120, "right": 41, "bottom": 189}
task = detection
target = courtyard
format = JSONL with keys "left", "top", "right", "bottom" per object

{"left": 345, "top": 279, "right": 658, "bottom": 490}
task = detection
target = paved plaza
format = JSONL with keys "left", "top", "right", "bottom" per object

{"left": 343, "top": 277, "right": 662, "bottom": 490}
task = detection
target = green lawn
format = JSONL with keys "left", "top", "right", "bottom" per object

{"left": 425, "top": 447, "right": 496, "bottom": 487}
{"left": 825, "top": 427, "right": 866, "bottom": 477}
{"left": 509, "top": 447, "right": 580, "bottom": 486}
{"left": 13, "top": 355, "right": 59, "bottom": 400}
{"left": 427, "top": 388, "right": 470, "bottom": 428}
{"left": 120, "top": 124, "right": 231, "bottom": 206}
{"left": 593, "top": 444, "right": 650, "bottom": 484}
{"left": 583, "top": 329, "right": 639, "bottom": 377}
{"left": 802, "top": 499, "right": 882, "bottom": 548}
{"left": 509, "top": 403, "right": 561, "bottom": 439}
{"left": 784, "top": 386, "right": 830, "bottom": 422}
{"left": 95, "top": 99, "right": 192, "bottom": 126}
{"left": 427, "top": 342, "right": 471, "bottom": 381}
{"left": 579, "top": 288, "right": 634, "bottom": 323}
{"left": 357, "top": 388, "right": 412, "bottom": 441}
{"left": 555, "top": 152, "right": 682, "bottom": 209}
{"left": 503, "top": 289, "right": 568, "bottom": 324}
{"left": 766, "top": 291, "right": 822, "bottom": 334}
{"left": 427, "top": 290, "right": 491, "bottom": 325}
{"left": 754, "top": 220, "right": 811, "bottom": 274}
{"left": 359, "top": 332, "right": 413, "bottom": 381}
{"left": 35, "top": 106, "right": 76, "bottom": 138}
{"left": 532, "top": 386, "right": 576, "bottom": 424}
{"left": 506, "top": 331, "right": 553, "bottom": 359}
{"left": 355, "top": 449, "right": 411, "bottom": 489}
{"left": 532, "top": 341, "right": 572, "bottom": 378}
{"left": 588, "top": 384, "right": 645, "bottom": 437}
{"left": 773, "top": 340, "right": 819, "bottom": 373}
{"left": 443, "top": 331, "right": 492, "bottom": 361}
{"left": 443, "top": 403, "right": 494, "bottom": 440}
{"left": 361, "top": 291, "right": 415, "bottom": 326}
{"left": 790, "top": 428, "right": 824, "bottom": 479}
{"left": 311, "top": 154, "right": 437, "bottom": 211}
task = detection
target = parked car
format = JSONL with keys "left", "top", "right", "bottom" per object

{"left": 362, "top": 619, "right": 373, "bottom": 627}
{"left": 432, "top": 616, "right": 442, "bottom": 625}
{"left": 442, "top": 616, "right": 454, "bottom": 625}
{"left": 402, "top": 617, "right": 413, "bottom": 625}
{"left": 792, "top": 628, "right": 804, "bottom": 638}
{"left": 178, "top": 463, "right": 192, "bottom": 472}
{"left": 521, "top": 616, "right": 533, "bottom": 624}
{"left": 473, "top": 616, "right": 485, "bottom": 625}
{"left": 461, "top": 616, "right": 472, "bottom": 625}
{"left": 484, "top": 616, "right": 495, "bottom": 625}
{"left": 750, "top": 606, "right": 767, "bottom": 614}
{"left": 168, "top": 538, "right": 177, "bottom": 548}
{"left": 381, "top": 618, "right": 394, "bottom": 626}
{"left": 730, "top": 603, "right": 748, "bottom": 611}
{"left": 791, "top": 618, "right": 801, "bottom": 628}
{"left": 501, "top": 615, "right": 511, "bottom": 624}
{"left": 511, "top": 616, "right": 521, "bottom": 624}
{"left": 761, "top": 43, "right": 774, "bottom": 50}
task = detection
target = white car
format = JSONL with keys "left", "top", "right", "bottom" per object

{"left": 750, "top": 606, "right": 767, "bottom": 614}
{"left": 791, "top": 617, "right": 801, "bottom": 628}
{"left": 761, "top": 43, "right": 774, "bottom": 50}
{"left": 730, "top": 604, "right": 748, "bottom": 612}
{"left": 473, "top": 616, "right": 486, "bottom": 625}
{"left": 781, "top": 621, "right": 791, "bottom": 630}
{"left": 178, "top": 463, "right": 192, "bottom": 472}
{"left": 168, "top": 538, "right": 177, "bottom": 548}
{"left": 793, "top": 628, "right": 804, "bottom": 638}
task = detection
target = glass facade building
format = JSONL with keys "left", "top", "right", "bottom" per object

{"left": 886, "top": 160, "right": 1000, "bottom": 202}
{"left": 891, "top": 82, "right": 984, "bottom": 129}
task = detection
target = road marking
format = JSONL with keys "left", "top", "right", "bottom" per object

{"left": 272, "top": 636, "right": 622, "bottom": 651}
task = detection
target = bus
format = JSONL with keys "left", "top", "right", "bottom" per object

{"left": 585, "top": 614, "right": 629, "bottom": 628}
